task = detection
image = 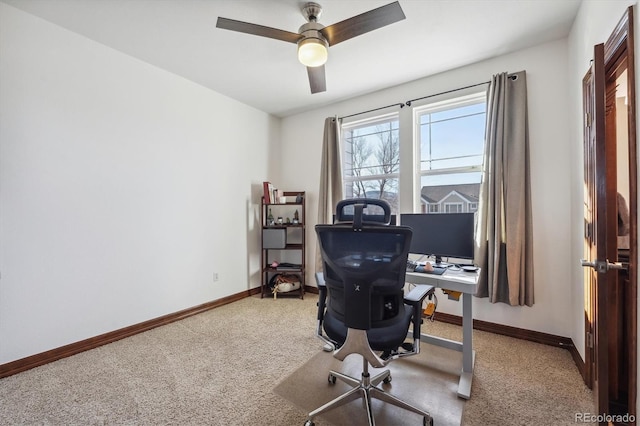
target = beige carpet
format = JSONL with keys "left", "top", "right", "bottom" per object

{"left": 274, "top": 344, "right": 465, "bottom": 426}
{"left": 0, "top": 293, "right": 594, "bottom": 425}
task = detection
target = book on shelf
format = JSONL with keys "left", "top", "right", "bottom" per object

{"left": 262, "top": 181, "right": 275, "bottom": 204}
{"left": 276, "top": 262, "right": 302, "bottom": 271}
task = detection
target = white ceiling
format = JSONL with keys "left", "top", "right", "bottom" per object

{"left": 2, "top": 0, "right": 582, "bottom": 117}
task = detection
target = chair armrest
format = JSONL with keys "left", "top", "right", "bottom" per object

{"left": 404, "top": 284, "right": 434, "bottom": 306}
{"left": 404, "top": 284, "right": 435, "bottom": 340}
{"left": 315, "top": 272, "right": 328, "bottom": 322}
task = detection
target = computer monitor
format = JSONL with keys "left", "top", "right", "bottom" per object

{"left": 400, "top": 213, "right": 475, "bottom": 265}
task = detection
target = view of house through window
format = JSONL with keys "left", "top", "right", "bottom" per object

{"left": 341, "top": 113, "right": 400, "bottom": 213}
{"left": 340, "top": 92, "right": 486, "bottom": 218}
{"left": 416, "top": 92, "right": 486, "bottom": 214}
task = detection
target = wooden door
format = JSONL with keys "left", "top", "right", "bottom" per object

{"left": 582, "top": 7, "right": 637, "bottom": 422}
{"left": 582, "top": 42, "right": 611, "bottom": 419}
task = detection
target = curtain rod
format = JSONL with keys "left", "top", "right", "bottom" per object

{"left": 405, "top": 74, "right": 517, "bottom": 106}
{"left": 337, "top": 103, "right": 405, "bottom": 121}
{"left": 337, "top": 74, "right": 519, "bottom": 120}
{"left": 404, "top": 81, "right": 489, "bottom": 106}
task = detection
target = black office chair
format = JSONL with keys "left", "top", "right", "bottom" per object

{"left": 306, "top": 199, "right": 435, "bottom": 426}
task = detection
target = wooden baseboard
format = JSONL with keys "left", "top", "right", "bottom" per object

{"left": 567, "top": 342, "right": 588, "bottom": 384}
{"left": 434, "top": 312, "right": 586, "bottom": 378}
{"left": 304, "top": 285, "right": 319, "bottom": 294}
{"left": 433, "top": 312, "right": 573, "bottom": 347}
{"left": 0, "top": 287, "right": 261, "bottom": 379}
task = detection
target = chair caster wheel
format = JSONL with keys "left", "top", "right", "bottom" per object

{"left": 383, "top": 374, "right": 392, "bottom": 384}
{"left": 304, "top": 420, "right": 314, "bottom": 426}
{"left": 328, "top": 373, "right": 336, "bottom": 384}
{"left": 424, "top": 415, "right": 433, "bottom": 426}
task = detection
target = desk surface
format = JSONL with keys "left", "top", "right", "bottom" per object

{"left": 405, "top": 268, "right": 479, "bottom": 293}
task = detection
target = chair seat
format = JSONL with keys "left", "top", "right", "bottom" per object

{"left": 323, "top": 305, "right": 413, "bottom": 352}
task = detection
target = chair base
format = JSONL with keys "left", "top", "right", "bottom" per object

{"left": 304, "top": 358, "right": 433, "bottom": 426}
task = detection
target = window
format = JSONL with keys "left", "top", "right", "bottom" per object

{"left": 341, "top": 114, "right": 400, "bottom": 213}
{"left": 339, "top": 92, "right": 486, "bottom": 218}
{"left": 445, "top": 203, "right": 463, "bottom": 213}
{"left": 416, "top": 92, "right": 486, "bottom": 214}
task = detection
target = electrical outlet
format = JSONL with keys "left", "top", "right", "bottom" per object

{"left": 213, "top": 272, "right": 219, "bottom": 282}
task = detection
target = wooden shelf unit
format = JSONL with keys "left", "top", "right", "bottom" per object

{"left": 260, "top": 191, "right": 305, "bottom": 299}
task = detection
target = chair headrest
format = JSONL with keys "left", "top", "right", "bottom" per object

{"left": 335, "top": 199, "right": 392, "bottom": 229}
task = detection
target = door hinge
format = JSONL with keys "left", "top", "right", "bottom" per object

{"left": 585, "top": 112, "right": 592, "bottom": 127}
{"left": 586, "top": 332, "right": 594, "bottom": 348}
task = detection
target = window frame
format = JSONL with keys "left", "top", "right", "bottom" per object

{"left": 413, "top": 91, "right": 486, "bottom": 213}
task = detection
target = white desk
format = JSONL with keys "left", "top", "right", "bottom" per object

{"left": 405, "top": 268, "right": 479, "bottom": 399}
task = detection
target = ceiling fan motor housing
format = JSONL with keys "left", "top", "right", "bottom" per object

{"left": 298, "top": 21, "right": 328, "bottom": 48}
{"left": 302, "top": 2, "right": 323, "bottom": 22}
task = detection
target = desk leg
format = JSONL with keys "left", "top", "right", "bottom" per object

{"left": 458, "top": 292, "right": 475, "bottom": 399}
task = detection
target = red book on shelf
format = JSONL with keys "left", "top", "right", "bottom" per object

{"left": 263, "top": 181, "right": 272, "bottom": 203}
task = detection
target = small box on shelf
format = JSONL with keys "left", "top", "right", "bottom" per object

{"left": 262, "top": 228, "right": 286, "bottom": 249}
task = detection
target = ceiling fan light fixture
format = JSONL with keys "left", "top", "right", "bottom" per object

{"left": 297, "top": 37, "right": 328, "bottom": 67}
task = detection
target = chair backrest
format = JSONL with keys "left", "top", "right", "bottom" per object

{"left": 315, "top": 199, "right": 412, "bottom": 331}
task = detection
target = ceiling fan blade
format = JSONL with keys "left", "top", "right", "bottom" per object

{"left": 307, "top": 66, "right": 326, "bottom": 94}
{"left": 320, "top": 1, "right": 405, "bottom": 46}
{"left": 216, "top": 17, "right": 303, "bottom": 44}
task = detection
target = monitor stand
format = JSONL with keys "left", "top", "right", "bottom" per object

{"left": 434, "top": 255, "right": 444, "bottom": 267}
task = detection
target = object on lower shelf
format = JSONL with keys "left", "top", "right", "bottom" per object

{"left": 269, "top": 274, "right": 301, "bottom": 299}
{"left": 422, "top": 293, "right": 437, "bottom": 322}
{"left": 442, "top": 289, "right": 462, "bottom": 301}
{"left": 423, "top": 302, "right": 436, "bottom": 317}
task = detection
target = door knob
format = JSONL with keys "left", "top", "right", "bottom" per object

{"left": 580, "top": 259, "right": 627, "bottom": 273}
{"left": 580, "top": 259, "right": 596, "bottom": 268}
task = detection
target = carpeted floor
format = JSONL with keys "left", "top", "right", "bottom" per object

{"left": 274, "top": 344, "right": 465, "bottom": 425}
{"left": 0, "top": 293, "right": 594, "bottom": 425}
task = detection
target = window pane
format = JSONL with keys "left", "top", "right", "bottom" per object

{"left": 345, "top": 178, "right": 399, "bottom": 214}
{"left": 342, "top": 115, "right": 400, "bottom": 213}
{"left": 344, "top": 121, "right": 399, "bottom": 177}
{"left": 419, "top": 174, "right": 481, "bottom": 214}
{"left": 419, "top": 102, "right": 485, "bottom": 172}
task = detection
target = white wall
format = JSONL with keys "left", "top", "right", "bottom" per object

{"left": 280, "top": 39, "right": 573, "bottom": 338}
{"left": 567, "top": 0, "right": 639, "bottom": 415}
{"left": 0, "top": 3, "right": 278, "bottom": 364}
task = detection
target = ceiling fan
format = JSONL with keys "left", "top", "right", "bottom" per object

{"left": 216, "top": 1, "right": 406, "bottom": 94}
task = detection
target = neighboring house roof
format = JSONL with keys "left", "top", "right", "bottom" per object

{"left": 420, "top": 184, "right": 481, "bottom": 204}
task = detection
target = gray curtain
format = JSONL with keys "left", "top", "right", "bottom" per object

{"left": 475, "top": 71, "right": 534, "bottom": 306}
{"left": 315, "top": 116, "right": 343, "bottom": 273}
